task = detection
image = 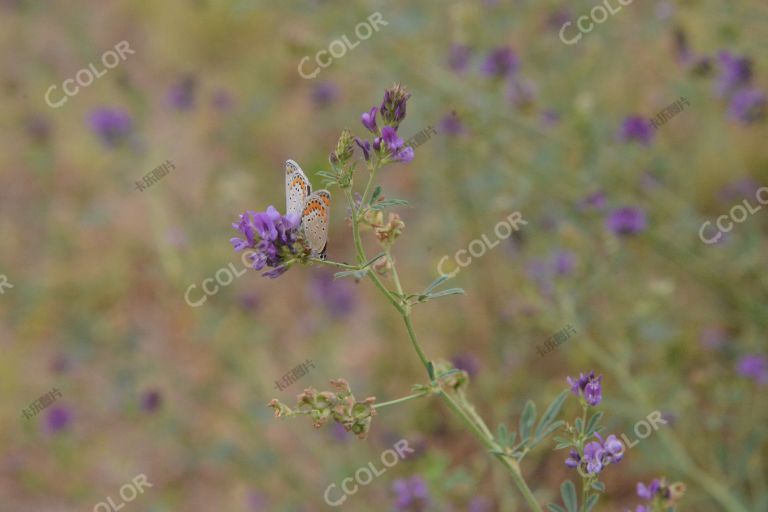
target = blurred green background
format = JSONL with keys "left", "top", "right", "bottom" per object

{"left": 2, "top": 0, "right": 767, "bottom": 511}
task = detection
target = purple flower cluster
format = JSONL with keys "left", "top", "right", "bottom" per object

{"left": 627, "top": 478, "right": 685, "bottom": 512}
{"left": 87, "top": 107, "right": 133, "bottom": 147}
{"left": 567, "top": 371, "right": 603, "bottom": 406}
{"left": 356, "top": 85, "right": 414, "bottom": 163}
{"left": 605, "top": 206, "right": 647, "bottom": 236}
{"left": 715, "top": 51, "right": 766, "bottom": 124}
{"left": 480, "top": 46, "right": 519, "bottom": 79}
{"left": 618, "top": 115, "right": 655, "bottom": 146}
{"left": 167, "top": 75, "right": 196, "bottom": 111}
{"left": 565, "top": 432, "right": 624, "bottom": 475}
{"left": 230, "top": 206, "right": 301, "bottom": 278}
{"left": 392, "top": 476, "right": 430, "bottom": 512}
{"left": 736, "top": 354, "right": 768, "bottom": 385}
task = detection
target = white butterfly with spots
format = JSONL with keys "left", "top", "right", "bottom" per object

{"left": 285, "top": 159, "right": 331, "bottom": 258}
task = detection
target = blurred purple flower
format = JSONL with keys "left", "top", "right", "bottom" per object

{"left": 699, "top": 326, "right": 727, "bottom": 350}
{"left": 540, "top": 109, "right": 560, "bottom": 127}
{"left": 715, "top": 51, "right": 752, "bottom": 98}
{"left": 480, "top": 46, "right": 519, "bottom": 79}
{"left": 310, "top": 271, "right": 355, "bottom": 319}
{"left": 311, "top": 81, "right": 339, "bottom": 107}
{"left": 392, "top": 146, "right": 414, "bottom": 163}
{"left": 552, "top": 250, "right": 576, "bottom": 276}
{"left": 567, "top": 371, "right": 602, "bottom": 406}
{"left": 637, "top": 479, "right": 661, "bottom": 500}
{"left": 451, "top": 352, "right": 480, "bottom": 379}
{"left": 468, "top": 496, "right": 492, "bottom": 512}
{"left": 246, "top": 490, "right": 268, "bottom": 511}
{"left": 140, "top": 389, "right": 162, "bottom": 413}
{"left": 580, "top": 190, "right": 607, "bottom": 210}
{"left": 392, "top": 476, "right": 430, "bottom": 512}
{"left": 25, "top": 114, "right": 51, "bottom": 144}
{"left": 87, "top": 107, "right": 133, "bottom": 147}
{"left": 618, "top": 115, "right": 655, "bottom": 145}
{"left": 717, "top": 177, "right": 761, "bottom": 204}
{"left": 167, "top": 75, "right": 196, "bottom": 110}
{"left": 238, "top": 293, "right": 260, "bottom": 311}
{"left": 355, "top": 137, "right": 371, "bottom": 161}
{"left": 565, "top": 449, "right": 580, "bottom": 468}
{"left": 45, "top": 405, "right": 72, "bottom": 434}
{"left": 380, "top": 126, "right": 404, "bottom": 152}
{"left": 330, "top": 422, "right": 351, "bottom": 443}
{"left": 230, "top": 206, "right": 301, "bottom": 278}
{"left": 605, "top": 207, "right": 647, "bottom": 236}
{"left": 736, "top": 354, "right": 768, "bottom": 384}
{"left": 439, "top": 111, "right": 465, "bottom": 136}
{"left": 447, "top": 43, "right": 472, "bottom": 73}
{"left": 728, "top": 88, "right": 766, "bottom": 124}
{"left": 547, "top": 8, "right": 572, "bottom": 31}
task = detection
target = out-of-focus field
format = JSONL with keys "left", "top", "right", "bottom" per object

{"left": 1, "top": 1, "right": 767, "bottom": 511}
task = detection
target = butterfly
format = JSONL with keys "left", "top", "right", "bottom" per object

{"left": 285, "top": 159, "right": 330, "bottom": 259}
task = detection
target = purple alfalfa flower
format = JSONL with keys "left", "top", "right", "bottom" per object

{"left": 596, "top": 432, "right": 624, "bottom": 463}
{"left": 447, "top": 43, "right": 472, "bottom": 73}
{"left": 392, "top": 146, "right": 415, "bottom": 163}
{"left": 167, "top": 75, "right": 196, "bottom": 110}
{"left": 355, "top": 137, "right": 371, "bottom": 161}
{"left": 547, "top": 8, "right": 572, "bottom": 31}
{"left": 230, "top": 206, "right": 302, "bottom": 278}
{"left": 361, "top": 105, "right": 378, "bottom": 133}
{"left": 618, "top": 115, "right": 655, "bottom": 146}
{"left": 736, "top": 354, "right": 768, "bottom": 384}
{"left": 480, "top": 46, "right": 519, "bottom": 79}
{"left": 637, "top": 479, "right": 661, "bottom": 500}
{"left": 392, "top": 476, "right": 430, "bottom": 512}
{"left": 380, "top": 126, "right": 404, "bottom": 152}
{"left": 377, "top": 126, "right": 414, "bottom": 163}
{"left": 728, "top": 88, "right": 767, "bottom": 124}
{"left": 716, "top": 177, "right": 760, "bottom": 204}
{"left": 582, "top": 441, "right": 605, "bottom": 474}
{"left": 211, "top": 89, "right": 234, "bottom": 111}
{"left": 87, "top": 107, "right": 133, "bottom": 147}
{"left": 565, "top": 449, "right": 581, "bottom": 468}
{"left": 439, "top": 111, "right": 465, "bottom": 136}
{"left": 715, "top": 51, "right": 752, "bottom": 98}
{"left": 605, "top": 206, "right": 647, "bottom": 236}
{"left": 311, "top": 81, "right": 339, "bottom": 108}
{"left": 45, "top": 405, "right": 72, "bottom": 434}
{"left": 379, "top": 84, "right": 411, "bottom": 128}
{"left": 566, "top": 371, "right": 602, "bottom": 406}
{"left": 140, "top": 389, "right": 162, "bottom": 413}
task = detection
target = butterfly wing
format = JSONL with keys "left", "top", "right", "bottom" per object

{"left": 302, "top": 190, "right": 331, "bottom": 258}
{"left": 285, "top": 159, "right": 311, "bottom": 219}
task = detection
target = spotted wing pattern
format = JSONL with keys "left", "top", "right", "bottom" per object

{"left": 285, "top": 159, "right": 311, "bottom": 219}
{"left": 302, "top": 190, "right": 331, "bottom": 258}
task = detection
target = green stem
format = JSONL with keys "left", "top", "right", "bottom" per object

{"left": 308, "top": 258, "right": 358, "bottom": 270}
{"left": 374, "top": 390, "right": 430, "bottom": 410}
{"left": 403, "top": 314, "right": 429, "bottom": 370}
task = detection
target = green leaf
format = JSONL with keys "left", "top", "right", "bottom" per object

{"left": 370, "top": 198, "right": 409, "bottom": 211}
{"left": 370, "top": 185, "right": 382, "bottom": 202}
{"left": 530, "top": 420, "right": 565, "bottom": 447}
{"left": 535, "top": 390, "right": 569, "bottom": 440}
{"left": 585, "top": 411, "right": 604, "bottom": 436}
{"left": 519, "top": 400, "right": 537, "bottom": 443}
{"left": 560, "top": 480, "right": 578, "bottom": 512}
{"left": 574, "top": 417, "right": 583, "bottom": 432}
{"left": 497, "top": 424, "right": 509, "bottom": 448}
{"left": 554, "top": 441, "right": 572, "bottom": 449}
{"left": 361, "top": 252, "right": 386, "bottom": 269}
{"left": 427, "top": 361, "right": 435, "bottom": 381}
{"left": 547, "top": 505, "right": 566, "bottom": 512}
{"left": 591, "top": 481, "right": 605, "bottom": 492}
{"left": 584, "top": 494, "right": 599, "bottom": 512}
{"left": 426, "top": 288, "right": 465, "bottom": 299}
{"left": 334, "top": 268, "right": 368, "bottom": 280}
{"left": 424, "top": 275, "right": 451, "bottom": 294}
